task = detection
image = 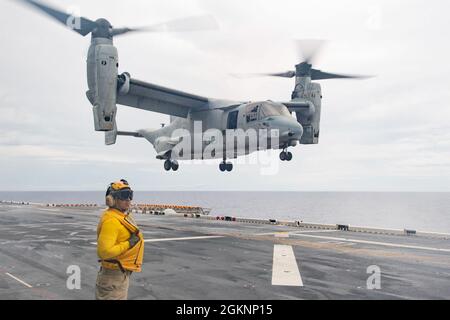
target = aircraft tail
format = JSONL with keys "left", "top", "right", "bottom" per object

{"left": 170, "top": 115, "right": 182, "bottom": 124}
{"left": 138, "top": 128, "right": 159, "bottom": 145}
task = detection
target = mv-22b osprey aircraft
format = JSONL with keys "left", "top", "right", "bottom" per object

{"left": 20, "top": 0, "right": 369, "bottom": 172}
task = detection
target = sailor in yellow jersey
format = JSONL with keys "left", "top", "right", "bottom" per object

{"left": 95, "top": 179, "right": 144, "bottom": 300}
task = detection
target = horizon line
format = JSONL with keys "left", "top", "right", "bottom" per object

{"left": 1, "top": 190, "right": 449, "bottom": 193}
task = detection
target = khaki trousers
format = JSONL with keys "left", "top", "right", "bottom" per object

{"left": 95, "top": 267, "right": 131, "bottom": 300}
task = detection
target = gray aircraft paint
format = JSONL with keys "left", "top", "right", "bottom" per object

{"left": 17, "top": 0, "right": 369, "bottom": 171}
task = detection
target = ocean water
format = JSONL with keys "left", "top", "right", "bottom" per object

{"left": 1, "top": 191, "right": 449, "bottom": 233}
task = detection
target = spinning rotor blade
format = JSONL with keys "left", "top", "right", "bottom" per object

{"left": 19, "top": 0, "right": 218, "bottom": 39}
{"left": 235, "top": 39, "right": 372, "bottom": 81}
{"left": 264, "top": 71, "right": 296, "bottom": 78}
{"left": 310, "top": 69, "right": 372, "bottom": 80}
{"left": 19, "top": 0, "right": 97, "bottom": 36}
{"left": 112, "top": 15, "right": 219, "bottom": 36}
{"left": 230, "top": 71, "right": 296, "bottom": 79}
{"left": 295, "top": 39, "right": 326, "bottom": 64}
{"left": 295, "top": 40, "right": 372, "bottom": 80}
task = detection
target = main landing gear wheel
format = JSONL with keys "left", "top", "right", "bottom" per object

{"left": 286, "top": 151, "right": 293, "bottom": 161}
{"left": 164, "top": 160, "right": 171, "bottom": 171}
{"left": 171, "top": 160, "right": 179, "bottom": 171}
{"left": 280, "top": 151, "right": 293, "bottom": 161}
{"left": 164, "top": 159, "right": 179, "bottom": 171}
{"left": 219, "top": 161, "right": 233, "bottom": 172}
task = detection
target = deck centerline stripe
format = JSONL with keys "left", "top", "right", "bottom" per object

{"left": 272, "top": 244, "right": 303, "bottom": 287}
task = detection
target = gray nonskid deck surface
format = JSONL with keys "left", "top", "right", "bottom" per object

{"left": 0, "top": 205, "right": 449, "bottom": 300}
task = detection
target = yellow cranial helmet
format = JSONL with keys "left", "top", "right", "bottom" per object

{"left": 111, "top": 179, "right": 130, "bottom": 191}
{"left": 106, "top": 179, "right": 133, "bottom": 200}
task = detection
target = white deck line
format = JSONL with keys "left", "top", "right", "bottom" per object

{"left": 90, "top": 235, "right": 224, "bottom": 245}
{"left": 255, "top": 230, "right": 339, "bottom": 236}
{"left": 143, "top": 236, "right": 224, "bottom": 243}
{"left": 5, "top": 273, "right": 33, "bottom": 288}
{"left": 289, "top": 233, "right": 450, "bottom": 253}
{"left": 271, "top": 245, "right": 303, "bottom": 287}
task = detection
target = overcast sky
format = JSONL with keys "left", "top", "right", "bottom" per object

{"left": 0, "top": 0, "right": 449, "bottom": 191}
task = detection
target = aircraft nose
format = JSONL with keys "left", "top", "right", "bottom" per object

{"left": 278, "top": 118, "right": 303, "bottom": 140}
{"left": 267, "top": 116, "right": 303, "bottom": 141}
{"left": 288, "top": 121, "right": 303, "bottom": 140}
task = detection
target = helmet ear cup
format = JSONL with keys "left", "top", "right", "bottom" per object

{"left": 105, "top": 195, "right": 115, "bottom": 208}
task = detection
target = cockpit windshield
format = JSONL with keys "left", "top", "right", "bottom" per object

{"left": 245, "top": 101, "right": 291, "bottom": 123}
{"left": 259, "top": 102, "right": 291, "bottom": 118}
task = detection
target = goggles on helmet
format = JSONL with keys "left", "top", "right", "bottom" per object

{"left": 112, "top": 189, "right": 133, "bottom": 201}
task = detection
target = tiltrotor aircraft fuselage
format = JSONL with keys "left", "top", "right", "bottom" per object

{"left": 19, "top": 0, "right": 369, "bottom": 172}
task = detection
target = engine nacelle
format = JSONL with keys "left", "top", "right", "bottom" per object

{"left": 293, "top": 81, "right": 322, "bottom": 145}
{"left": 117, "top": 72, "right": 131, "bottom": 96}
{"left": 86, "top": 41, "right": 118, "bottom": 131}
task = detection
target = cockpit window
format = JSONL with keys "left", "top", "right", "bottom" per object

{"left": 259, "top": 102, "right": 291, "bottom": 118}
{"left": 246, "top": 104, "right": 259, "bottom": 122}
{"left": 245, "top": 102, "right": 290, "bottom": 123}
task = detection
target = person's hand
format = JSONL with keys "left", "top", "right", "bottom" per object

{"left": 128, "top": 232, "right": 140, "bottom": 248}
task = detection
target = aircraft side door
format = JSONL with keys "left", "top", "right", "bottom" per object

{"left": 227, "top": 110, "right": 239, "bottom": 129}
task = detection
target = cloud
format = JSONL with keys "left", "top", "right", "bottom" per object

{"left": 0, "top": 0, "right": 449, "bottom": 191}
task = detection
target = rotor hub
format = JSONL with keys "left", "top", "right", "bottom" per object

{"left": 92, "top": 18, "right": 113, "bottom": 39}
{"left": 295, "top": 62, "right": 312, "bottom": 77}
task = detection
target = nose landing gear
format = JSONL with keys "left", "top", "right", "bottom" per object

{"left": 280, "top": 149, "right": 293, "bottom": 161}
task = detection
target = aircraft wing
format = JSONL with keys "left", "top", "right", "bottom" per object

{"left": 116, "top": 76, "right": 210, "bottom": 118}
